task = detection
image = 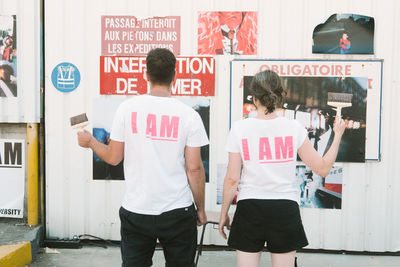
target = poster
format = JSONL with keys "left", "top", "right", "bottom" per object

{"left": 0, "top": 139, "right": 24, "bottom": 218}
{"left": 312, "top": 14, "right": 374, "bottom": 54}
{"left": 216, "top": 163, "right": 238, "bottom": 205}
{"left": 198, "top": 11, "right": 257, "bottom": 55}
{"left": 0, "top": 15, "right": 17, "bottom": 97}
{"left": 231, "top": 60, "right": 382, "bottom": 161}
{"left": 92, "top": 97, "right": 210, "bottom": 181}
{"left": 216, "top": 163, "right": 342, "bottom": 209}
{"left": 296, "top": 165, "right": 342, "bottom": 209}
{"left": 92, "top": 98, "right": 125, "bottom": 180}
{"left": 179, "top": 97, "right": 210, "bottom": 182}
{"left": 100, "top": 56, "right": 215, "bottom": 96}
{"left": 102, "top": 16, "right": 180, "bottom": 56}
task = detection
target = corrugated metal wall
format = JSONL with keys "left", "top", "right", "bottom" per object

{"left": 45, "top": 0, "right": 400, "bottom": 252}
{"left": 0, "top": 0, "right": 41, "bottom": 123}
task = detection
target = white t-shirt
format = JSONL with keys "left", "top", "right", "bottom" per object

{"left": 226, "top": 117, "right": 307, "bottom": 203}
{"left": 111, "top": 95, "right": 209, "bottom": 215}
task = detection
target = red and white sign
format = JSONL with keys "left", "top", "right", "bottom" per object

{"left": 102, "top": 16, "right": 180, "bottom": 56}
{"left": 100, "top": 56, "right": 215, "bottom": 96}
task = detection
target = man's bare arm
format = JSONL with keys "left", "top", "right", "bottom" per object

{"left": 77, "top": 130, "right": 124, "bottom": 166}
{"left": 184, "top": 146, "right": 207, "bottom": 226}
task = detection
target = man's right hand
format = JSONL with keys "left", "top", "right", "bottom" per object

{"left": 196, "top": 209, "right": 207, "bottom": 226}
{"left": 77, "top": 130, "right": 93, "bottom": 148}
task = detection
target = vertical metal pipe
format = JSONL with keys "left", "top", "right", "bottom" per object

{"left": 27, "top": 123, "right": 39, "bottom": 226}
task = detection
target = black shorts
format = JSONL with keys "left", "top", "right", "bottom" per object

{"left": 228, "top": 199, "right": 308, "bottom": 253}
{"left": 119, "top": 205, "right": 197, "bottom": 267}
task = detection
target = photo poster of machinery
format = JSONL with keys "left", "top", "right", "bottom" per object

{"left": 231, "top": 59, "right": 383, "bottom": 162}
{"left": 92, "top": 97, "right": 210, "bottom": 182}
{"left": 216, "top": 163, "right": 342, "bottom": 209}
{"left": 296, "top": 165, "right": 342, "bottom": 209}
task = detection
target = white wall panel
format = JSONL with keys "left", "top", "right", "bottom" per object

{"left": 45, "top": 0, "right": 400, "bottom": 252}
{"left": 0, "top": 0, "right": 41, "bottom": 122}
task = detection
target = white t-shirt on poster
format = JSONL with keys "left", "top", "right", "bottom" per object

{"left": 226, "top": 117, "right": 307, "bottom": 203}
{"left": 111, "top": 95, "right": 209, "bottom": 215}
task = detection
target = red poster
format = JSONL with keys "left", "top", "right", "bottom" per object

{"left": 198, "top": 11, "right": 257, "bottom": 55}
{"left": 100, "top": 56, "right": 215, "bottom": 96}
{"left": 102, "top": 16, "right": 180, "bottom": 56}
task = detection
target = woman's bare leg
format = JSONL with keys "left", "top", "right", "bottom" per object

{"left": 237, "top": 250, "right": 261, "bottom": 267}
{"left": 270, "top": 251, "right": 296, "bottom": 267}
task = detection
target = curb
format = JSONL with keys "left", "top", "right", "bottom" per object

{"left": 0, "top": 242, "right": 32, "bottom": 267}
{"left": 0, "top": 224, "right": 42, "bottom": 267}
{"left": 25, "top": 225, "right": 43, "bottom": 262}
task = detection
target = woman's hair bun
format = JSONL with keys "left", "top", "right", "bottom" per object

{"left": 249, "top": 70, "right": 285, "bottom": 114}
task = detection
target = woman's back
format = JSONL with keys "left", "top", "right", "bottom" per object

{"left": 227, "top": 116, "right": 307, "bottom": 203}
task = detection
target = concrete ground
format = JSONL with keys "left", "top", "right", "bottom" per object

{"left": 0, "top": 220, "right": 41, "bottom": 247}
{"left": 30, "top": 246, "right": 400, "bottom": 267}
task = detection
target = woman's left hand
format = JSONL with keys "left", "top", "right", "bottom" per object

{"left": 218, "top": 214, "right": 231, "bottom": 240}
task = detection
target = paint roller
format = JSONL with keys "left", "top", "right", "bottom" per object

{"left": 327, "top": 92, "right": 352, "bottom": 118}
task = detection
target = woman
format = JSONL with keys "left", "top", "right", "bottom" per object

{"left": 219, "top": 70, "right": 346, "bottom": 267}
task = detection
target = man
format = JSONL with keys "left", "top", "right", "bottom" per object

{"left": 1, "top": 36, "right": 14, "bottom": 62}
{"left": 77, "top": 48, "right": 208, "bottom": 266}
{"left": 339, "top": 32, "right": 351, "bottom": 54}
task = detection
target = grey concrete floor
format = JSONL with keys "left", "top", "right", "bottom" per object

{"left": 0, "top": 221, "right": 40, "bottom": 246}
{"left": 29, "top": 246, "right": 400, "bottom": 267}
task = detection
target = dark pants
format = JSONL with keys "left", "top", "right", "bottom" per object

{"left": 119, "top": 205, "right": 197, "bottom": 267}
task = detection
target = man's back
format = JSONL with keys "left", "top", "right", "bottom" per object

{"left": 110, "top": 95, "right": 208, "bottom": 215}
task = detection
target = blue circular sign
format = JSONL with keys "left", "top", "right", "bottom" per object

{"left": 51, "top": 62, "right": 81, "bottom": 93}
